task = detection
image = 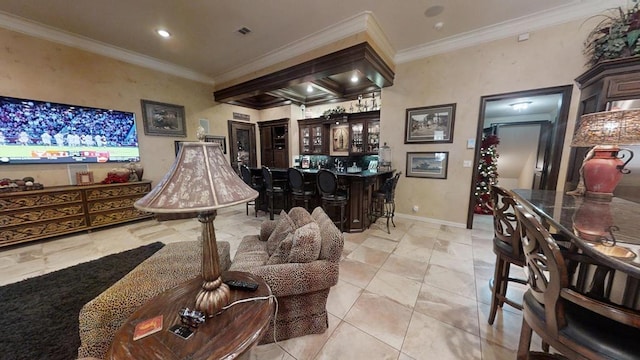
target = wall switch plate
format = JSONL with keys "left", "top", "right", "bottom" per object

{"left": 466, "top": 139, "right": 476, "bottom": 149}
{"left": 463, "top": 160, "right": 473, "bottom": 168}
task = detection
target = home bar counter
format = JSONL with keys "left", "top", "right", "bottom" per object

{"left": 251, "top": 167, "right": 395, "bottom": 232}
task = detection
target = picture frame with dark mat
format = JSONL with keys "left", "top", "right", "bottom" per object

{"left": 406, "top": 151, "right": 449, "bottom": 179}
{"left": 204, "top": 135, "right": 227, "bottom": 154}
{"left": 141, "top": 99, "right": 186, "bottom": 137}
{"left": 405, "top": 103, "right": 456, "bottom": 143}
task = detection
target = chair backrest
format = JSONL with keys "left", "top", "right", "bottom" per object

{"left": 515, "top": 204, "right": 568, "bottom": 336}
{"left": 491, "top": 185, "right": 523, "bottom": 259}
{"left": 262, "top": 166, "right": 274, "bottom": 191}
{"left": 240, "top": 164, "right": 252, "bottom": 185}
{"left": 317, "top": 169, "right": 337, "bottom": 196}
{"left": 288, "top": 168, "right": 305, "bottom": 193}
{"left": 515, "top": 204, "right": 640, "bottom": 336}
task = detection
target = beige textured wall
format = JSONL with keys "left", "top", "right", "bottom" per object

{"left": 381, "top": 19, "right": 591, "bottom": 226}
{"left": 0, "top": 28, "right": 257, "bottom": 186}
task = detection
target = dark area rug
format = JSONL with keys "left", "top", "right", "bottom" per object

{"left": 0, "top": 242, "right": 164, "bottom": 360}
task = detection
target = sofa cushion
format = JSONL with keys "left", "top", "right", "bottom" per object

{"left": 266, "top": 233, "right": 294, "bottom": 265}
{"left": 259, "top": 219, "right": 278, "bottom": 241}
{"left": 288, "top": 207, "right": 315, "bottom": 228}
{"left": 267, "top": 211, "right": 295, "bottom": 255}
{"left": 288, "top": 222, "right": 322, "bottom": 263}
{"left": 311, "top": 206, "right": 344, "bottom": 262}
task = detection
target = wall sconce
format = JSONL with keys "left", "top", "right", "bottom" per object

{"left": 570, "top": 109, "right": 640, "bottom": 200}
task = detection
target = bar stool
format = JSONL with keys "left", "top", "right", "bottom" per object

{"left": 369, "top": 172, "right": 401, "bottom": 234}
{"left": 240, "top": 165, "right": 262, "bottom": 216}
{"left": 317, "top": 169, "right": 348, "bottom": 232}
{"left": 262, "top": 166, "right": 287, "bottom": 220}
{"left": 287, "top": 167, "right": 315, "bottom": 211}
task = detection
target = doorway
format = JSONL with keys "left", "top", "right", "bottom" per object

{"left": 228, "top": 120, "right": 257, "bottom": 173}
{"left": 466, "top": 85, "right": 572, "bottom": 228}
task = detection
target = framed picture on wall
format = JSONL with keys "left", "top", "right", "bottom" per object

{"left": 204, "top": 135, "right": 227, "bottom": 154}
{"left": 330, "top": 124, "right": 349, "bottom": 156}
{"left": 406, "top": 152, "right": 449, "bottom": 179}
{"left": 405, "top": 103, "right": 456, "bottom": 143}
{"left": 141, "top": 99, "right": 187, "bottom": 137}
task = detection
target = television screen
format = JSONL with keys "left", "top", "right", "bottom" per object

{"left": 0, "top": 95, "right": 140, "bottom": 164}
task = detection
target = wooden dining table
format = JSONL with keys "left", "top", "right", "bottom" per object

{"left": 512, "top": 189, "right": 640, "bottom": 308}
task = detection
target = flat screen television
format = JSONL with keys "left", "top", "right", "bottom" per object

{"left": 0, "top": 95, "right": 140, "bottom": 164}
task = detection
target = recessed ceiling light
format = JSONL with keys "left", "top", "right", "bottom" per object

{"left": 306, "top": 84, "right": 313, "bottom": 93}
{"left": 434, "top": 22, "right": 444, "bottom": 30}
{"left": 156, "top": 29, "right": 171, "bottom": 38}
{"left": 424, "top": 5, "right": 444, "bottom": 18}
{"left": 351, "top": 73, "right": 359, "bottom": 83}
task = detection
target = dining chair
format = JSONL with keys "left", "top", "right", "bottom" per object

{"left": 514, "top": 204, "right": 640, "bottom": 360}
{"left": 487, "top": 185, "right": 527, "bottom": 325}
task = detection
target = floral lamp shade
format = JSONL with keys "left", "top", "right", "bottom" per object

{"left": 135, "top": 142, "right": 258, "bottom": 213}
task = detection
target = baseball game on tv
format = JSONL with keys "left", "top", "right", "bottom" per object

{"left": 0, "top": 95, "right": 140, "bottom": 164}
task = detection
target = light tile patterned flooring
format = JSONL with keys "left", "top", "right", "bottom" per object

{"left": 0, "top": 205, "right": 541, "bottom": 359}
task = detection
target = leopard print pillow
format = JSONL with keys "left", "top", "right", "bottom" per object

{"left": 266, "top": 210, "right": 294, "bottom": 255}
{"left": 288, "top": 222, "right": 321, "bottom": 263}
{"left": 266, "top": 233, "right": 294, "bottom": 265}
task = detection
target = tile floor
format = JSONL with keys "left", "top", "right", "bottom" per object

{"left": 0, "top": 205, "right": 542, "bottom": 359}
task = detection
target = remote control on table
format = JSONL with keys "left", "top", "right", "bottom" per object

{"left": 224, "top": 279, "right": 259, "bottom": 291}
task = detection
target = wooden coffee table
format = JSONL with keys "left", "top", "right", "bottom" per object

{"left": 106, "top": 271, "right": 273, "bottom": 360}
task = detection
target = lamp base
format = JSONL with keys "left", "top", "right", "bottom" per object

{"left": 195, "top": 278, "right": 230, "bottom": 316}
{"left": 585, "top": 191, "right": 614, "bottom": 202}
{"left": 583, "top": 146, "right": 624, "bottom": 199}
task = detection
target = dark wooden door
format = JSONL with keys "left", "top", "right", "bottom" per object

{"left": 228, "top": 120, "right": 256, "bottom": 174}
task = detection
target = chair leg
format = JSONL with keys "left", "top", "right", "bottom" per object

{"left": 517, "top": 316, "right": 533, "bottom": 360}
{"left": 246, "top": 202, "right": 249, "bottom": 216}
{"left": 340, "top": 204, "right": 345, "bottom": 232}
{"left": 390, "top": 200, "right": 396, "bottom": 228}
{"left": 268, "top": 193, "right": 274, "bottom": 220}
{"left": 488, "top": 255, "right": 506, "bottom": 325}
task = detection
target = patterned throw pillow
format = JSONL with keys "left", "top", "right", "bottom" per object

{"left": 287, "top": 222, "right": 321, "bottom": 263}
{"left": 266, "top": 211, "right": 294, "bottom": 255}
{"left": 287, "top": 207, "right": 315, "bottom": 228}
{"left": 266, "top": 233, "right": 294, "bottom": 265}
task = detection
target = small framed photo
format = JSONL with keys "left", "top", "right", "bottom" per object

{"left": 141, "top": 99, "right": 187, "bottom": 137}
{"left": 330, "top": 124, "right": 349, "bottom": 156}
{"left": 405, "top": 103, "right": 456, "bottom": 143}
{"left": 204, "top": 135, "right": 227, "bottom": 154}
{"left": 76, "top": 171, "right": 94, "bottom": 185}
{"left": 406, "top": 152, "right": 449, "bottom": 179}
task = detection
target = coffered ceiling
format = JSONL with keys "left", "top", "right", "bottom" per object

{"left": 0, "top": 0, "right": 627, "bottom": 108}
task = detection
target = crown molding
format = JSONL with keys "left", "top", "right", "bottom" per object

{"left": 0, "top": 11, "right": 215, "bottom": 84}
{"left": 363, "top": 12, "right": 396, "bottom": 64}
{"left": 213, "top": 11, "right": 374, "bottom": 85}
{"left": 395, "top": 0, "right": 629, "bottom": 64}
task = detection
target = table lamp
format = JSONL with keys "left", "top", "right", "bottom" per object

{"left": 570, "top": 109, "right": 640, "bottom": 200}
{"left": 134, "top": 142, "right": 258, "bottom": 317}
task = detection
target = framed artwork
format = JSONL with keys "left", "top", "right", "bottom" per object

{"left": 405, "top": 103, "right": 456, "bottom": 143}
{"left": 204, "top": 135, "right": 227, "bottom": 154}
{"left": 406, "top": 152, "right": 449, "bottom": 179}
{"left": 330, "top": 124, "right": 349, "bottom": 156}
{"left": 141, "top": 99, "right": 187, "bottom": 137}
{"left": 76, "top": 171, "right": 94, "bottom": 185}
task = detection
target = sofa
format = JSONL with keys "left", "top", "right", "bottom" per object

{"left": 77, "top": 240, "right": 231, "bottom": 359}
{"left": 229, "top": 206, "right": 344, "bottom": 343}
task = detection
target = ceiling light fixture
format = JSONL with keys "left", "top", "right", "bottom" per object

{"left": 156, "top": 29, "right": 171, "bottom": 38}
{"left": 351, "top": 73, "right": 358, "bottom": 83}
{"left": 510, "top": 101, "right": 532, "bottom": 111}
{"left": 424, "top": 5, "right": 445, "bottom": 17}
{"left": 306, "top": 84, "right": 313, "bottom": 93}
{"left": 434, "top": 22, "right": 444, "bottom": 30}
